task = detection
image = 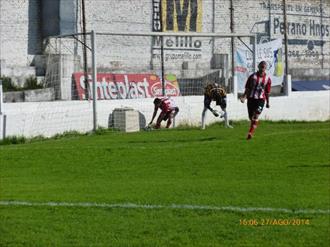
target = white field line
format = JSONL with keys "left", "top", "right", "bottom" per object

{"left": 0, "top": 201, "right": 329, "bottom": 215}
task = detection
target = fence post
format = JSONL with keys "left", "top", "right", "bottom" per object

{"left": 91, "top": 30, "right": 98, "bottom": 132}
{"left": 284, "top": 74, "right": 292, "bottom": 96}
{"left": 0, "top": 79, "right": 6, "bottom": 140}
{"left": 232, "top": 75, "right": 238, "bottom": 99}
{"left": 253, "top": 35, "right": 257, "bottom": 71}
{"left": 0, "top": 79, "right": 3, "bottom": 114}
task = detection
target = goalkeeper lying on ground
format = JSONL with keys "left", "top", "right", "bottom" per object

{"left": 201, "top": 83, "right": 233, "bottom": 129}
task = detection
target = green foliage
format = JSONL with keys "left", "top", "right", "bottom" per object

{"left": 0, "top": 76, "right": 44, "bottom": 92}
{"left": 24, "top": 76, "right": 44, "bottom": 90}
{"left": 94, "top": 126, "right": 110, "bottom": 135}
{"left": 52, "top": 130, "right": 85, "bottom": 139}
{"left": 0, "top": 122, "right": 329, "bottom": 246}
{"left": 0, "top": 76, "right": 20, "bottom": 92}
{"left": 0, "top": 135, "right": 49, "bottom": 145}
{"left": 0, "top": 135, "right": 26, "bottom": 145}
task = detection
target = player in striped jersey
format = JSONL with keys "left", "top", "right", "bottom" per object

{"left": 148, "top": 97, "right": 179, "bottom": 129}
{"left": 240, "top": 61, "right": 271, "bottom": 140}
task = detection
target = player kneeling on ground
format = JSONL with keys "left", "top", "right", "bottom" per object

{"left": 201, "top": 82, "right": 233, "bottom": 129}
{"left": 148, "top": 97, "right": 179, "bottom": 129}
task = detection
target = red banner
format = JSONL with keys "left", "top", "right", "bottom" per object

{"left": 73, "top": 73, "right": 180, "bottom": 100}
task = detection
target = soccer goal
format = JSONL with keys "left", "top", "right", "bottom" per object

{"left": 42, "top": 31, "right": 257, "bottom": 134}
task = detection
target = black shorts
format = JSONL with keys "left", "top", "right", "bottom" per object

{"left": 215, "top": 96, "right": 227, "bottom": 109}
{"left": 247, "top": 99, "right": 265, "bottom": 119}
{"left": 204, "top": 95, "right": 227, "bottom": 110}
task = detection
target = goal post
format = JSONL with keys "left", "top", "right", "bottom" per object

{"left": 95, "top": 31, "right": 256, "bottom": 91}
{"left": 43, "top": 30, "right": 257, "bottom": 133}
{"left": 96, "top": 30, "right": 257, "bottom": 93}
{"left": 95, "top": 31, "right": 257, "bottom": 130}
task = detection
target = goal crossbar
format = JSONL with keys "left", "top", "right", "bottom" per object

{"left": 96, "top": 31, "right": 256, "bottom": 38}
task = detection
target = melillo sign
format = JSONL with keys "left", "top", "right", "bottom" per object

{"left": 73, "top": 73, "right": 180, "bottom": 100}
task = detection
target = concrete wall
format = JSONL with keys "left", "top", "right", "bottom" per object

{"left": 0, "top": 0, "right": 41, "bottom": 86}
{"left": 1, "top": 91, "right": 329, "bottom": 138}
{"left": 0, "top": 0, "right": 41, "bottom": 67}
{"left": 1, "top": 0, "right": 329, "bottom": 82}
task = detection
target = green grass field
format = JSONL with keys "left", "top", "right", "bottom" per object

{"left": 0, "top": 121, "right": 329, "bottom": 247}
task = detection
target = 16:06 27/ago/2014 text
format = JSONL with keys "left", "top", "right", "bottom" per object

{"left": 240, "top": 218, "right": 310, "bottom": 226}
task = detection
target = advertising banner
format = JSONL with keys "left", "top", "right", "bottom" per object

{"left": 235, "top": 38, "right": 284, "bottom": 93}
{"left": 73, "top": 73, "right": 180, "bottom": 100}
{"left": 152, "top": 0, "right": 204, "bottom": 63}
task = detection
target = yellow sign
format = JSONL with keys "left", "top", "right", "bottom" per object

{"left": 162, "top": 0, "right": 202, "bottom": 32}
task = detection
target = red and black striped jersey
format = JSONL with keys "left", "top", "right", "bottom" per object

{"left": 158, "top": 97, "right": 177, "bottom": 113}
{"left": 245, "top": 72, "right": 271, "bottom": 99}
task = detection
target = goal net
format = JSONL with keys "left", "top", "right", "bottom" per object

{"left": 41, "top": 32, "right": 256, "bottom": 134}
{"left": 20, "top": 33, "right": 96, "bottom": 137}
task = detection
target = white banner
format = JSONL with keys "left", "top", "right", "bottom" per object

{"left": 235, "top": 38, "right": 284, "bottom": 93}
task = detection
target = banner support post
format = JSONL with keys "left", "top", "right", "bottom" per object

{"left": 91, "top": 30, "right": 98, "bottom": 132}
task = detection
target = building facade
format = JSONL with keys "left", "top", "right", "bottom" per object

{"left": 0, "top": 0, "right": 329, "bottom": 85}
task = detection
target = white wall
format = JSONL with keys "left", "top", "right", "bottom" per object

{"left": 82, "top": 0, "right": 330, "bottom": 72}
{"left": 1, "top": 91, "right": 329, "bottom": 138}
{"left": 0, "top": 0, "right": 41, "bottom": 67}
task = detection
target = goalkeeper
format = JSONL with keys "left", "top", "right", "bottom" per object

{"left": 201, "top": 83, "right": 232, "bottom": 129}
{"left": 148, "top": 97, "right": 179, "bottom": 129}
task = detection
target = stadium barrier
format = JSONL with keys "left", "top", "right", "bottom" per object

{"left": 2, "top": 91, "right": 329, "bottom": 138}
